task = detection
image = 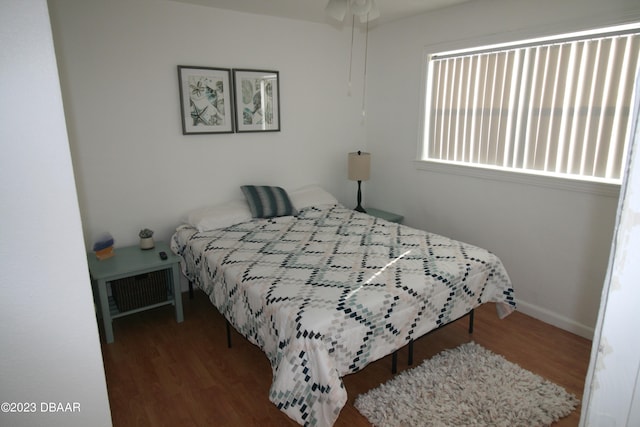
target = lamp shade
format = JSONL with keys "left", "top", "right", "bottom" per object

{"left": 348, "top": 151, "right": 371, "bottom": 181}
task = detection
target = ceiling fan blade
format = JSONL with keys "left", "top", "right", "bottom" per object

{"left": 325, "top": 0, "right": 348, "bottom": 21}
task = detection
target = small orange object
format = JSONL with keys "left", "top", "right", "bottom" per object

{"left": 95, "top": 246, "right": 114, "bottom": 260}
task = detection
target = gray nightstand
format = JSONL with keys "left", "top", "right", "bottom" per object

{"left": 366, "top": 207, "right": 404, "bottom": 224}
{"left": 87, "top": 242, "right": 184, "bottom": 343}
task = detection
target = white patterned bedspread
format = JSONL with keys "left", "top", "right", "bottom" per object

{"left": 171, "top": 205, "right": 515, "bottom": 426}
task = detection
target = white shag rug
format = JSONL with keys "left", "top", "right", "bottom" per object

{"left": 354, "top": 342, "right": 579, "bottom": 427}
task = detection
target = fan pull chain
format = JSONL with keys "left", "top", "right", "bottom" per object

{"left": 348, "top": 14, "right": 355, "bottom": 96}
{"left": 361, "top": 13, "right": 369, "bottom": 120}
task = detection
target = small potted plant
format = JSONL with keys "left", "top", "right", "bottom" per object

{"left": 139, "top": 228, "right": 155, "bottom": 250}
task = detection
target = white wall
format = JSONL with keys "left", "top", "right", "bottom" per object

{"left": 365, "top": 0, "right": 640, "bottom": 338}
{"left": 48, "top": 0, "right": 369, "bottom": 249}
{"left": 0, "top": 1, "right": 112, "bottom": 426}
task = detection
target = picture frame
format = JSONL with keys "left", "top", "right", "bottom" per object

{"left": 177, "top": 66, "right": 234, "bottom": 134}
{"left": 232, "top": 69, "right": 280, "bottom": 132}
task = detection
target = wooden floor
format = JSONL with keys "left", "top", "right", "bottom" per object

{"left": 100, "top": 291, "right": 592, "bottom": 426}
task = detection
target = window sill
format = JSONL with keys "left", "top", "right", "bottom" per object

{"left": 413, "top": 160, "right": 621, "bottom": 198}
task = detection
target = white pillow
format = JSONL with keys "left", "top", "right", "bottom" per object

{"left": 288, "top": 185, "right": 339, "bottom": 211}
{"left": 186, "top": 199, "right": 253, "bottom": 231}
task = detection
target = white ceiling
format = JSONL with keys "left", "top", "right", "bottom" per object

{"left": 170, "top": 0, "right": 474, "bottom": 26}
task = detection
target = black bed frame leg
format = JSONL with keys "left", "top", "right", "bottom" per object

{"left": 408, "top": 339, "right": 414, "bottom": 366}
{"left": 391, "top": 351, "right": 398, "bottom": 374}
{"left": 226, "top": 320, "right": 232, "bottom": 348}
{"left": 188, "top": 281, "right": 194, "bottom": 299}
{"left": 404, "top": 309, "right": 474, "bottom": 368}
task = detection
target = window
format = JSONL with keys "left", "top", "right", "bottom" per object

{"left": 421, "top": 25, "right": 640, "bottom": 184}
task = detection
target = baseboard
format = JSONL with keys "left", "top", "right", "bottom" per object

{"left": 515, "top": 299, "right": 595, "bottom": 340}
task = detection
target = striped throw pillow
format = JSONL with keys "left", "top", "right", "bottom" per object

{"left": 240, "top": 185, "right": 296, "bottom": 219}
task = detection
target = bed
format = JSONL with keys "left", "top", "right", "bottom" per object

{"left": 171, "top": 185, "right": 516, "bottom": 426}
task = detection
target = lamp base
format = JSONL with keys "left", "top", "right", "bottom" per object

{"left": 354, "top": 180, "right": 367, "bottom": 213}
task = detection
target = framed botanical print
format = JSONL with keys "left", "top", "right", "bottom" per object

{"left": 232, "top": 69, "right": 280, "bottom": 132}
{"left": 178, "top": 66, "right": 234, "bottom": 134}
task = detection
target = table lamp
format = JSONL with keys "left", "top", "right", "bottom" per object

{"left": 348, "top": 150, "right": 371, "bottom": 212}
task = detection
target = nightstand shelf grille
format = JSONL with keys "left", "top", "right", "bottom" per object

{"left": 110, "top": 269, "right": 168, "bottom": 312}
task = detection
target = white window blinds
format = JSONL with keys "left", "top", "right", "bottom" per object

{"left": 425, "top": 29, "right": 640, "bottom": 182}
